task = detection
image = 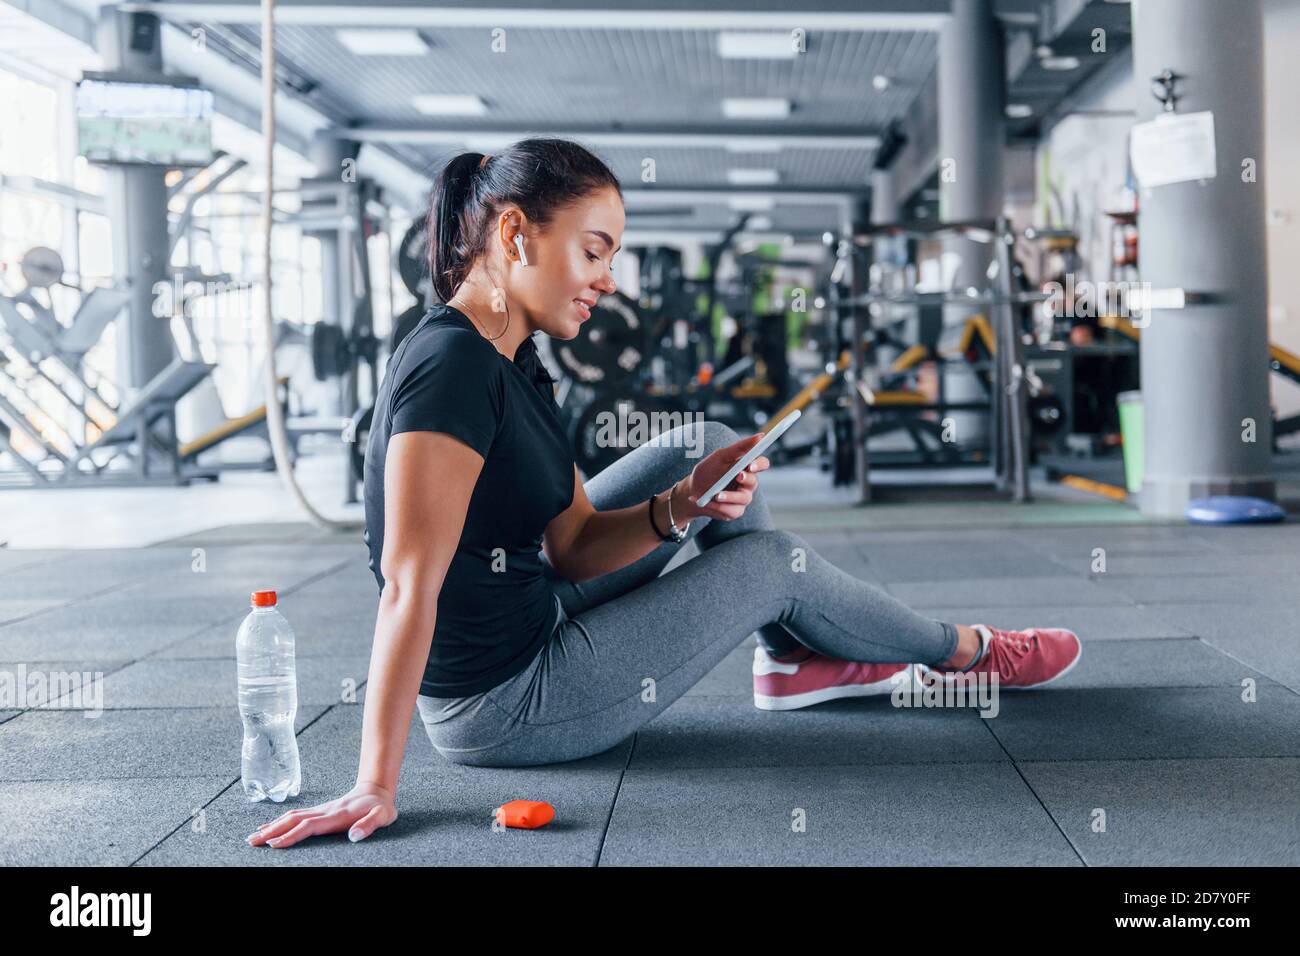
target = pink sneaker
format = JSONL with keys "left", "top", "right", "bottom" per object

{"left": 922, "top": 624, "right": 1082, "bottom": 689}
{"left": 752, "top": 645, "right": 920, "bottom": 711}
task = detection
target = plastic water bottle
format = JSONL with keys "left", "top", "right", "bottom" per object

{"left": 236, "top": 590, "right": 302, "bottom": 802}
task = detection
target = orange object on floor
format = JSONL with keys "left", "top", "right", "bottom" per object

{"left": 495, "top": 800, "right": 555, "bottom": 829}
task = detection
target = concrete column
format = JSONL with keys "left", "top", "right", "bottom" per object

{"left": 98, "top": 10, "right": 176, "bottom": 393}
{"left": 936, "top": 0, "right": 1004, "bottom": 449}
{"left": 870, "top": 168, "right": 896, "bottom": 225}
{"left": 307, "top": 133, "right": 360, "bottom": 327}
{"left": 937, "top": 0, "right": 1004, "bottom": 290}
{"left": 846, "top": 196, "right": 872, "bottom": 501}
{"left": 305, "top": 133, "right": 361, "bottom": 419}
{"left": 868, "top": 169, "right": 905, "bottom": 369}
{"left": 1133, "top": 0, "right": 1274, "bottom": 513}
{"left": 870, "top": 167, "right": 905, "bottom": 269}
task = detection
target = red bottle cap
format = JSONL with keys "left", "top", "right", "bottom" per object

{"left": 251, "top": 590, "right": 277, "bottom": 607}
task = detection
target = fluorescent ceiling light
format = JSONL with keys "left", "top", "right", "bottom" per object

{"left": 728, "top": 195, "right": 776, "bottom": 211}
{"left": 1005, "top": 103, "right": 1034, "bottom": 119}
{"left": 722, "top": 97, "right": 791, "bottom": 120}
{"left": 336, "top": 29, "right": 428, "bottom": 55}
{"left": 1040, "top": 54, "right": 1080, "bottom": 71}
{"left": 717, "top": 32, "right": 799, "bottom": 59}
{"left": 724, "top": 139, "right": 785, "bottom": 154}
{"left": 411, "top": 94, "right": 486, "bottom": 116}
{"left": 727, "top": 168, "right": 780, "bottom": 186}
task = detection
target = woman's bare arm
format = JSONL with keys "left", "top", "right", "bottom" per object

{"left": 357, "top": 430, "right": 484, "bottom": 792}
{"left": 248, "top": 430, "right": 482, "bottom": 848}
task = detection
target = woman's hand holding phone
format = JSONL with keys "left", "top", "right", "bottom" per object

{"left": 676, "top": 432, "right": 771, "bottom": 522}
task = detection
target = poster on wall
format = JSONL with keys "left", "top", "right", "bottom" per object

{"left": 1129, "top": 111, "right": 1217, "bottom": 188}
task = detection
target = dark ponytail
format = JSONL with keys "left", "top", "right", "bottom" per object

{"left": 427, "top": 138, "right": 622, "bottom": 304}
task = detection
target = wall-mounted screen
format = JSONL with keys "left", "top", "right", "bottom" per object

{"left": 76, "top": 75, "right": 214, "bottom": 167}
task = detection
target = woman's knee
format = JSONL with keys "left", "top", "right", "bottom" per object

{"left": 745, "top": 528, "right": 806, "bottom": 555}
{"left": 723, "top": 528, "right": 809, "bottom": 571}
{"left": 699, "top": 419, "right": 741, "bottom": 456}
{"left": 647, "top": 417, "right": 737, "bottom": 460}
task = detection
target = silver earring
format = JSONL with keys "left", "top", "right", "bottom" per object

{"left": 513, "top": 234, "right": 529, "bottom": 267}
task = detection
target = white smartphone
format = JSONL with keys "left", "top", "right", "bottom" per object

{"left": 696, "top": 409, "right": 801, "bottom": 507}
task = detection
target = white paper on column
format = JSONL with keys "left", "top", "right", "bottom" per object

{"left": 1129, "top": 110, "right": 1218, "bottom": 188}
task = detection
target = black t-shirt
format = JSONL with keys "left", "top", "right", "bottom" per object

{"left": 363, "top": 304, "right": 575, "bottom": 697}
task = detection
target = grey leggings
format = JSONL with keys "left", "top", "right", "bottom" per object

{"left": 415, "top": 420, "right": 959, "bottom": 768}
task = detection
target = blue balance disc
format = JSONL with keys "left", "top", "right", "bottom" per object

{"left": 1186, "top": 496, "right": 1286, "bottom": 525}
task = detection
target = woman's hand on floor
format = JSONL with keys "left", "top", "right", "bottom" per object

{"left": 679, "top": 432, "right": 770, "bottom": 522}
{"left": 246, "top": 780, "right": 397, "bottom": 848}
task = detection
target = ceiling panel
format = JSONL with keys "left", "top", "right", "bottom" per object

{"left": 235, "top": 23, "right": 935, "bottom": 131}
{"left": 165, "top": 15, "right": 942, "bottom": 234}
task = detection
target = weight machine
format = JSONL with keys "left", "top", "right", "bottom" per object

{"left": 810, "top": 218, "right": 1073, "bottom": 503}
{"left": 0, "top": 241, "right": 221, "bottom": 486}
{"left": 165, "top": 163, "right": 398, "bottom": 499}
{"left": 0, "top": 149, "right": 399, "bottom": 491}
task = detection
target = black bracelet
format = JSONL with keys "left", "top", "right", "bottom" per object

{"left": 647, "top": 493, "right": 673, "bottom": 542}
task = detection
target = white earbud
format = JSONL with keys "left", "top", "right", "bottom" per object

{"left": 513, "top": 233, "right": 529, "bottom": 267}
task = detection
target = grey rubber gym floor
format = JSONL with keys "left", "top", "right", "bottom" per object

{"left": 3, "top": 460, "right": 1299, "bottom": 866}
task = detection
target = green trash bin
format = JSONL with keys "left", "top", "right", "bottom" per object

{"left": 1117, "top": 390, "right": 1144, "bottom": 495}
